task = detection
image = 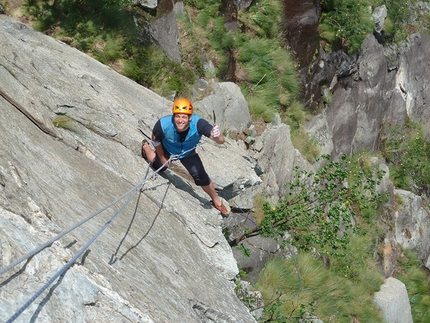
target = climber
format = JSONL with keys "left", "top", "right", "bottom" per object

{"left": 141, "top": 97, "right": 230, "bottom": 217}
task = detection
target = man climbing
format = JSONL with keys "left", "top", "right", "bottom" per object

{"left": 141, "top": 97, "right": 230, "bottom": 217}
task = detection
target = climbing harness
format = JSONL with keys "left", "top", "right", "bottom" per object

{"left": 1, "top": 146, "right": 194, "bottom": 323}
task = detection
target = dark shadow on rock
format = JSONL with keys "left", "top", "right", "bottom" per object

{"left": 79, "top": 249, "right": 91, "bottom": 266}
{"left": 30, "top": 273, "right": 65, "bottom": 323}
{"left": 0, "top": 257, "right": 33, "bottom": 287}
{"left": 157, "top": 169, "right": 213, "bottom": 211}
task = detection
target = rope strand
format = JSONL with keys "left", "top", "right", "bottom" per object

{"left": 0, "top": 183, "right": 140, "bottom": 277}
{"left": 5, "top": 188, "right": 141, "bottom": 323}
{"left": 3, "top": 143, "right": 200, "bottom": 322}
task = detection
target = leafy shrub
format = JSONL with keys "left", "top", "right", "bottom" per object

{"left": 259, "top": 154, "right": 386, "bottom": 256}
{"left": 320, "top": 0, "right": 375, "bottom": 53}
{"left": 380, "top": 119, "right": 430, "bottom": 195}
{"left": 230, "top": 154, "right": 388, "bottom": 258}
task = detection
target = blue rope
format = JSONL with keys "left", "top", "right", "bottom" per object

{"left": 4, "top": 144, "right": 199, "bottom": 322}
{"left": 0, "top": 184, "right": 140, "bottom": 277}
{"left": 5, "top": 187, "right": 141, "bottom": 323}
{"left": 232, "top": 201, "right": 258, "bottom": 227}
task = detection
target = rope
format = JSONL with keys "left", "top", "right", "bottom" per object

{"left": 5, "top": 187, "right": 142, "bottom": 323}
{"left": 0, "top": 184, "right": 141, "bottom": 277}
{"left": 232, "top": 201, "right": 258, "bottom": 227}
{"left": 3, "top": 143, "right": 197, "bottom": 322}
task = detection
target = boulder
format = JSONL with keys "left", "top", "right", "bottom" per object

{"left": 133, "top": 0, "right": 158, "bottom": 10}
{"left": 372, "top": 5, "right": 387, "bottom": 35}
{"left": 194, "top": 81, "right": 253, "bottom": 136}
{"left": 374, "top": 277, "right": 413, "bottom": 323}
{"left": 306, "top": 34, "right": 406, "bottom": 158}
{"left": 251, "top": 123, "right": 312, "bottom": 201}
{"left": 396, "top": 33, "right": 430, "bottom": 139}
{"left": 283, "top": 0, "right": 320, "bottom": 69}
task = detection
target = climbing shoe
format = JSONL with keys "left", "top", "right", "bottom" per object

{"left": 212, "top": 200, "right": 230, "bottom": 218}
{"left": 141, "top": 139, "right": 149, "bottom": 159}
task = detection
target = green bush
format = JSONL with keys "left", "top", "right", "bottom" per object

{"left": 380, "top": 120, "right": 430, "bottom": 195}
{"left": 230, "top": 154, "right": 387, "bottom": 257}
{"left": 259, "top": 154, "right": 386, "bottom": 256}
{"left": 320, "top": 0, "right": 375, "bottom": 53}
{"left": 246, "top": 94, "right": 277, "bottom": 122}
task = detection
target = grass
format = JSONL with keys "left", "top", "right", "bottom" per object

{"left": 289, "top": 125, "right": 320, "bottom": 163}
{"left": 251, "top": 151, "right": 390, "bottom": 322}
{"left": 252, "top": 194, "right": 267, "bottom": 225}
{"left": 52, "top": 115, "right": 77, "bottom": 132}
{"left": 255, "top": 251, "right": 384, "bottom": 322}
{"left": 396, "top": 249, "right": 430, "bottom": 322}
{"left": 245, "top": 94, "right": 278, "bottom": 123}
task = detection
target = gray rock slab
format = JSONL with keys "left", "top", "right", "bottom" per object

{"left": 0, "top": 15, "right": 256, "bottom": 323}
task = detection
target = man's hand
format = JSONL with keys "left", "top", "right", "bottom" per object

{"left": 212, "top": 124, "right": 220, "bottom": 138}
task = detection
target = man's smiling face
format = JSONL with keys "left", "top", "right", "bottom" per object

{"left": 174, "top": 113, "right": 191, "bottom": 132}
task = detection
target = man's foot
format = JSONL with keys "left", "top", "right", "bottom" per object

{"left": 141, "top": 139, "right": 149, "bottom": 159}
{"left": 211, "top": 200, "right": 230, "bottom": 218}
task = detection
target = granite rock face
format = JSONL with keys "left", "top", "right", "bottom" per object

{"left": 306, "top": 33, "right": 430, "bottom": 157}
{"left": 0, "top": 15, "right": 258, "bottom": 323}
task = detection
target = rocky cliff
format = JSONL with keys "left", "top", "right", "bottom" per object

{"left": 2, "top": 2, "right": 430, "bottom": 322}
{"left": 0, "top": 15, "right": 259, "bottom": 322}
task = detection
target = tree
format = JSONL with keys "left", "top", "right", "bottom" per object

{"left": 231, "top": 154, "right": 387, "bottom": 257}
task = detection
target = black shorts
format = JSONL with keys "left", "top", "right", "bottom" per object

{"left": 151, "top": 152, "right": 211, "bottom": 187}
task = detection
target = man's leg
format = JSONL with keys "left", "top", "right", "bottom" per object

{"left": 142, "top": 140, "right": 170, "bottom": 173}
{"left": 180, "top": 154, "right": 229, "bottom": 216}
{"left": 201, "top": 182, "right": 229, "bottom": 216}
{"left": 142, "top": 140, "right": 156, "bottom": 162}
{"left": 201, "top": 182, "right": 221, "bottom": 206}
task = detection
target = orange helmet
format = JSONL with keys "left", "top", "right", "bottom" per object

{"left": 172, "top": 98, "right": 193, "bottom": 115}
